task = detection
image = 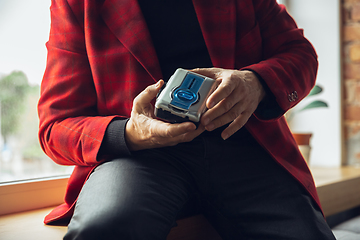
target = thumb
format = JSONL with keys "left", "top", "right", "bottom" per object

{"left": 133, "top": 80, "right": 164, "bottom": 107}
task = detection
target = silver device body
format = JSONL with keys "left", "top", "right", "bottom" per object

{"left": 155, "top": 68, "right": 216, "bottom": 123}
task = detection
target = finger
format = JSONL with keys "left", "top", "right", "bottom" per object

{"left": 161, "top": 123, "right": 205, "bottom": 146}
{"left": 126, "top": 113, "right": 197, "bottom": 151}
{"left": 206, "top": 74, "right": 236, "bottom": 109}
{"left": 190, "top": 67, "right": 221, "bottom": 79}
{"left": 178, "top": 124, "right": 206, "bottom": 142}
{"left": 191, "top": 68, "right": 229, "bottom": 110}
{"left": 153, "top": 120, "right": 197, "bottom": 139}
{"left": 201, "top": 87, "right": 242, "bottom": 127}
{"left": 203, "top": 100, "right": 245, "bottom": 131}
{"left": 133, "top": 80, "right": 164, "bottom": 107}
{"left": 149, "top": 122, "right": 200, "bottom": 147}
{"left": 221, "top": 111, "right": 252, "bottom": 140}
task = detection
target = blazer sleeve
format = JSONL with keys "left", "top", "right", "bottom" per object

{"left": 38, "top": 0, "right": 128, "bottom": 167}
{"left": 243, "top": 0, "right": 318, "bottom": 120}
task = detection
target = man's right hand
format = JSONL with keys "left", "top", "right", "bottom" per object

{"left": 125, "top": 80, "right": 205, "bottom": 151}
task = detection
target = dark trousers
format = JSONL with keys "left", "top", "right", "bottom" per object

{"left": 64, "top": 128, "right": 335, "bottom": 240}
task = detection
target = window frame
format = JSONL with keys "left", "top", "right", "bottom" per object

{"left": 0, "top": 176, "right": 68, "bottom": 216}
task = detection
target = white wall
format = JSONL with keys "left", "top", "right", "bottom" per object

{"left": 285, "top": 0, "right": 342, "bottom": 167}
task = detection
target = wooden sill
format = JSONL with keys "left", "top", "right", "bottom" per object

{"left": 1, "top": 166, "right": 360, "bottom": 240}
{"left": 0, "top": 176, "right": 68, "bottom": 216}
{"left": 0, "top": 207, "right": 223, "bottom": 240}
{"left": 0, "top": 207, "right": 66, "bottom": 240}
{"left": 311, "top": 166, "right": 360, "bottom": 217}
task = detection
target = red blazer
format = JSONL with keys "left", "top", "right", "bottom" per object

{"left": 39, "top": 0, "right": 319, "bottom": 224}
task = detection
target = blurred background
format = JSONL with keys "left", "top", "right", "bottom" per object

{"left": 0, "top": 0, "right": 73, "bottom": 182}
{"left": 0, "top": 0, "right": 359, "bottom": 183}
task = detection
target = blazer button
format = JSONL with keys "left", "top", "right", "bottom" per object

{"left": 288, "top": 94, "right": 293, "bottom": 102}
{"left": 288, "top": 91, "right": 298, "bottom": 102}
{"left": 293, "top": 91, "right": 298, "bottom": 99}
{"left": 291, "top": 93, "right": 296, "bottom": 101}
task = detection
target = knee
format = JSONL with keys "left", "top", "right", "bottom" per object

{"left": 64, "top": 218, "right": 112, "bottom": 240}
{"left": 64, "top": 208, "right": 173, "bottom": 240}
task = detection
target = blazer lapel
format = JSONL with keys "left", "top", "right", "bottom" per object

{"left": 193, "top": 0, "right": 236, "bottom": 69}
{"left": 101, "top": 0, "right": 162, "bottom": 81}
{"left": 100, "top": 0, "right": 236, "bottom": 79}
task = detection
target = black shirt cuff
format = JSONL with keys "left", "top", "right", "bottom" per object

{"left": 97, "top": 118, "right": 131, "bottom": 160}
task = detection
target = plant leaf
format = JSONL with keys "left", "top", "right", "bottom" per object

{"left": 299, "top": 100, "right": 328, "bottom": 111}
{"left": 308, "top": 85, "right": 323, "bottom": 97}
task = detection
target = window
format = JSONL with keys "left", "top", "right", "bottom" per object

{"left": 0, "top": 0, "right": 73, "bottom": 183}
{"left": 281, "top": 0, "right": 342, "bottom": 167}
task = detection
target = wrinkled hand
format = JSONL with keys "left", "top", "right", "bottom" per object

{"left": 125, "top": 80, "right": 205, "bottom": 151}
{"left": 191, "top": 68, "right": 266, "bottom": 140}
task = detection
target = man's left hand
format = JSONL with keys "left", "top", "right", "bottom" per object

{"left": 191, "top": 68, "right": 266, "bottom": 140}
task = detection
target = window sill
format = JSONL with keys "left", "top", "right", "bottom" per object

{"left": 1, "top": 166, "right": 360, "bottom": 217}
{"left": 0, "top": 176, "right": 69, "bottom": 216}
{"left": 311, "top": 166, "right": 360, "bottom": 217}
{"left": 1, "top": 166, "right": 360, "bottom": 240}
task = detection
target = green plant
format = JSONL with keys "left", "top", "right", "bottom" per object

{"left": 0, "top": 71, "right": 30, "bottom": 144}
{"left": 286, "top": 85, "right": 328, "bottom": 123}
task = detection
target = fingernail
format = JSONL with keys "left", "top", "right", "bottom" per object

{"left": 156, "top": 81, "right": 161, "bottom": 87}
{"left": 187, "top": 125, "right": 196, "bottom": 131}
{"left": 222, "top": 133, "right": 229, "bottom": 140}
{"left": 206, "top": 123, "right": 214, "bottom": 131}
{"left": 208, "top": 101, "right": 215, "bottom": 109}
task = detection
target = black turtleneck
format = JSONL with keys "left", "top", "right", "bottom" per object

{"left": 137, "top": 0, "right": 213, "bottom": 81}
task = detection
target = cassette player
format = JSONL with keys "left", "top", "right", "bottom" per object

{"left": 155, "top": 68, "right": 216, "bottom": 124}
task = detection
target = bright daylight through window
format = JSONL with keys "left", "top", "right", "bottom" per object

{"left": 0, "top": 0, "right": 73, "bottom": 182}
